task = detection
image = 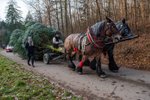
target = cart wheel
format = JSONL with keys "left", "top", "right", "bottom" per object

{"left": 43, "top": 53, "right": 50, "bottom": 64}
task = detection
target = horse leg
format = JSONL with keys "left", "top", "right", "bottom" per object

{"left": 89, "top": 58, "right": 96, "bottom": 70}
{"left": 77, "top": 55, "right": 87, "bottom": 75}
{"left": 66, "top": 51, "right": 76, "bottom": 71}
{"left": 107, "top": 44, "right": 119, "bottom": 73}
{"left": 78, "top": 55, "right": 82, "bottom": 61}
{"left": 96, "top": 56, "right": 106, "bottom": 78}
{"left": 78, "top": 55, "right": 90, "bottom": 66}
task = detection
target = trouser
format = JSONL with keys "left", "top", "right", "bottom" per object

{"left": 27, "top": 53, "right": 35, "bottom": 66}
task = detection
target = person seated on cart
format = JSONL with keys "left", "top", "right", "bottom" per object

{"left": 51, "top": 31, "right": 63, "bottom": 53}
{"left": 53, "top": 31, "right": 63, "bottom": 48}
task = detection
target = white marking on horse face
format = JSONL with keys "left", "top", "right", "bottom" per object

{"left": 113, "top": 35, "right": 122, "bottom": 42}
{"left": 117, "top": 35, "right": 122, "bottom": 40}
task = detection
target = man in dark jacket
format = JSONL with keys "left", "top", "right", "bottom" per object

{"left": 25, "top": 36, "right": 35, "bottom": 67}
{"left": 52, "top": 31, "right": 63, "bottom": 48}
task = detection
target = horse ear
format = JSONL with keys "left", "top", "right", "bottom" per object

{"left": 122, "top": 18, "right": 126, "bottom": 23}
{"left": 106, "top": 16, "right": 113, "bottom": 23}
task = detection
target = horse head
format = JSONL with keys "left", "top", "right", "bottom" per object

{"left": 116, "top": 18, "right": 133, "bottom": 38}
{"left": 104, "top": 17, "right": 122, "bottom": 42}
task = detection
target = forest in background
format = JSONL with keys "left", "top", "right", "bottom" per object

{"left": 23, "top": 0, "right": 150, "bottom": 35}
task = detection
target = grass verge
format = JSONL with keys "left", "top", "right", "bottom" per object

{"left": 0, "top": 55, "right": 81, "bottom": 100}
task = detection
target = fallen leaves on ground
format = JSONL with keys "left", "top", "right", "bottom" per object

{"left": 102, "top": 33, "right": 150, "bottom": 71}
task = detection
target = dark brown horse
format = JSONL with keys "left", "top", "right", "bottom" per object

{"left": 64, "top": 17, "right": 121, "bottom": 78}
{"left": 106, "top": 18, "right": 134, "bottom": 72}
{"left": 87, "top": 18, "right": 134, "bottom": 73}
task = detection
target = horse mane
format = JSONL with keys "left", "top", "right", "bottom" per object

{"left": 90, "top": 21, "right": 106, "bottom": 37}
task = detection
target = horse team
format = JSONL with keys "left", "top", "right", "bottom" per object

{"left": 64, "top": 17, "right": 133, "bottom": 78}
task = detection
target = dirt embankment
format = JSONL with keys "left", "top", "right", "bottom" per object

{"left": 102, "top": 33, "right": 150, "bottom": 71}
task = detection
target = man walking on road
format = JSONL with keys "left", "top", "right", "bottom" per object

{"left": 25, "top": 36, "right": 35, "bottom": 67}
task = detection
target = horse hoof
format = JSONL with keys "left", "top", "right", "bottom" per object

{"left": 90, "top": 66, "right": 96, "bottom": 70}
{"left": 72, "top": 68, "right": 76, "bottom": 71}
{"left": 78, "top": 72, "right": 83, "bottom": 75}
{"left": 110, "top": 70, "right": 118, "bottom": 73}
{"left": 100, "top": 74, "right": 107, "bottom": 78}
{"left": 68, "top": 66, "right": 76, "bottom": 71}
{"left": 77, "top": 67, "right": 83, "bottom": 75}
{"left": 68, "top": 65, "right": 72, "bottom": 68}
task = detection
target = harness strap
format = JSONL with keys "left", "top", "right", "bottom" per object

{"left": 78, "top": 34, "right": 85, "bottom": 50}
{"left": 81, "top": 36, "right": 87, "bottom": 53}
{"left": 86, "top": 28, "right": 103, "bottom": 48}
{"left": 74, "top": 33, "right": 86, "bottom": 53}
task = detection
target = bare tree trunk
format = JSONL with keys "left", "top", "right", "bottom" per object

{"left": 60, "top": 0, "right": 64, "bottom": 33}
{"left": 55, "top": 0, "right": 60, "bottom": 30}
{"left": 37, "top": 0, "right": 42, "bottom": 23}
{"left": 134, "top": 0, "right": 137, "bottom": 30}
{"left": 68, "top": 0, "right": 73, "bottom": 33}
{"left": 75, "top": 0, "right": 81, "bottom": 32}
{"left": 86, "top": 0, "right": 90, "bottom": 26}
{"left": 64, "top": 0, "right": 68, "bottom": 35}
{"left": 124, "top": 0, "right": 128, "bottom": 19}
{"left": 46, "top": 0, "right": 52, "bottom": 26}
{"left": 148, "top": 0, "right": 150, "bottom": 21}
{"left": 95, "top": 0, "right": 101, "bottom": 20}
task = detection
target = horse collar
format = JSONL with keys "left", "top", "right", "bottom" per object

{"left": 86, "top": 28, "right": 104, "bottom": 49}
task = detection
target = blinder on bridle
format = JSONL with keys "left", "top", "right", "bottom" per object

{"left": 117, "top": 22, "right": 132, "bottom": 37}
